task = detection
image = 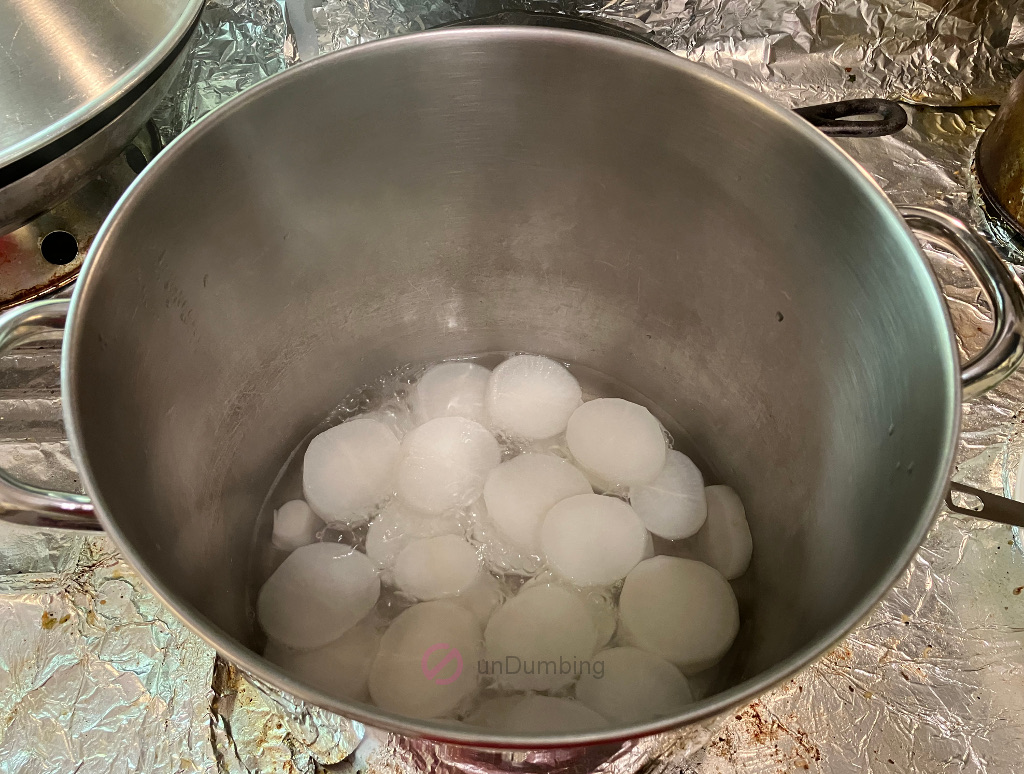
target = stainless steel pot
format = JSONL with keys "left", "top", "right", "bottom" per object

{"left": 0, "top": 28, "right": 1021, "bottom": 749}
{"left": 0, "top": 0, "right": 204, "bottom": 234}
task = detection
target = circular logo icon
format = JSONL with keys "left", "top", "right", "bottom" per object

{"left": 421, "top": 643, "right": 464, "bottom": 685}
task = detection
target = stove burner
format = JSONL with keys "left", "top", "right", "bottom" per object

{"left": 0, "top": 123, "right": 161, "bottom": 311}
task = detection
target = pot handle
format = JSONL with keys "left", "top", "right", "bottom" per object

{"left": 945, "top": 482, "right": 1024, "bottom": 528}
{"left": 0, "top": 299, "right": 99, "bottom": 530}
{"left": 899, "top": 206, "right": 1024, "bottom": 400}
{"left": 899, "top": 207, "right": 1024, "bottom": 529}
{"left": 794, "top": 99, "right": 908, "bottom": 138}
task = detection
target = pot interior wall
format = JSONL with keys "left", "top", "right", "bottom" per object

{"left": 70, "top": 31, "right": 957, "bottom": 711}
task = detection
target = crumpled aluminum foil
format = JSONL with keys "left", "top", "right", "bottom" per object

{"left": 150, "top": 0, "right": 1024, "bottom": 148}
{"left": 3, "top": 0, "right": 1024, "bottom": 771}
{"left": 305, "top": 0, "right": 1024, "bottom": 106}
{"left": 151, "top": 0, "right": 295, "bottom": 144}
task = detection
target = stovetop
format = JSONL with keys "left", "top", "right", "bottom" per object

{"left": 0, "top": 124, "right": 161, "bottom": 310}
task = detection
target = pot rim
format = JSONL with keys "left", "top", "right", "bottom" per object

{"left": 63, "top": 26, "right": 960, "bottom": 749}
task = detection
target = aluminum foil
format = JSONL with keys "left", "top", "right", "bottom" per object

{"left": 150, "top": 0, "right": 1024, "bottom": 148}
{"left": 151, "top": 0, "right": 295, "bottom": 144}
{"left": 305, "top": 0, "right": 1024, "bottom": 106}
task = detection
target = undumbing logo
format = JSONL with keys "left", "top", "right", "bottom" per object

{"left": 421, "top": 643, "right": 464, "bottom": 685}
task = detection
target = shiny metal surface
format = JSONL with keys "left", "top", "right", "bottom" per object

{"left": 0, "top": 0, "right": 203, "bottom": 233}
{"left": 0, "top": 124, "right": 161, "bottom": 307}
{"left": 0, "top": 301, "right": 95, "bottom": 528}
{"left": 946, "top": 481, "right": 1024, "bottom": 528}
{"left": 899, "top": 207, "right": 1024, "bottom": 399}
{"left": 9, "top": 29, "right": 976, "bottom": 746}
{"left": 0, "top": 0, "right": 203, "bottom": 166}
{"left": 307, "top": 0, "right": 1022, "bottom": 107}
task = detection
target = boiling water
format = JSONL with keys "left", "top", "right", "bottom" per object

{"left": 246, "top": 354, "right": 735, "bottom": 729}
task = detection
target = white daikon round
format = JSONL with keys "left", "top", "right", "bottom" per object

{"left": 464, "top": 695, "right": 524, "bottom": 729}
{"left": 619, "top": 556, "right": 738, "bottom": 674}
{"left": 413, "top": 362, "right": 491, "bottom": 426}
{"left": 368, "top": 601, "right": 482, "bottom": 719}
{"left": 642, "top": 529, "right": 655, "bottom": 559}
{"left": 629, "top": 450, "right": 707, "bottom": 539}
{"left": 483, "top": 453, "right": 591, "bottom": 552}
{"left": 364, "top": 500, "right": 464, "bottom": 571}
{"left": 468, "top": 498, "right": 546, "bottom": 577}
{"left": 393, "top": 535, "right": 482, "bottom": 600}
{"left": 522, "top": 575, "right": 617, "bottom": 651}
{"left": 303, "top": 418, "right": 400, "bottom": 523}
{"left": 486, "top": 355, "right": 582, "bottom": 440}
{"left": 583, "top": 587, "right": 618, "bottom": 650}
{"left": 272, "top": 499, "right": 323, "bottom": 552}
{"left": 576, "top": 646, "right": 693, "bottom": 724}
{"left": 565, "top": 399, "right": 666, "bottom": 486}
{"left": 540, "top": 494, "right": 647, "bottom": 586}
{"left": 693, "top": 485, "right": 753, "bottom": 580}
{"left": 451, "top": 571, "right": 504, "bottom": 623}
{"left": 484, "top": 584, "right": 596, "bottom": 690}
{"left": 397, "top": 417, "right": 501, "bottom": 514}
{"left": 503, "top": 696, "right": 608, "bottom": 733}
{"left": 263, "top": 615, "right": 382, "bottom": 702}
{"left": 257, "top": 543, "right": 380, "bottom": 650}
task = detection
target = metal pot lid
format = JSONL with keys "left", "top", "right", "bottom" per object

{"left": 0, "top": 0, "right": 203, "bottom": 180}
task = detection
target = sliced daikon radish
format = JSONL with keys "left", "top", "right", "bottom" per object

{"left": 452, "top": 571, "right": 504, "bottom": 623}
{"left": 619, "top": 556, "right": 738, "bottom": 674}
{"left": 565, "top": 398, "right": 666, "bottom": 486}
{"left": 483, "top": 453, "right": 591, "bottom": 552}
{"left": 257, "top": 543, "right": 379, "bottom": 650}
{"left": 368, "top": 601, "right": 482, "bottom": 719}
{"left": 394, "top": 535, "right": 481, "bottom": 600}
{"left": 693, "top": 485, "right": 753, "bottom": 580}
{"left": 629, "top": 450, "right": 706, "bottom": 539}
{"left": 583, "top": 587, "right": 618, "bottom": 650}
{"left": 540, "top": 494, "right": 647, "bottom": 586}
{"left": 576, "top": 646, "right": 693, "bottom": 724}
{"left": 464, "top": 695, "right": 525, "bottom": 728}
{"left": 522, "top": 574, "right": 617, "bottom": 651}
{"left": 303, "top": 418, "right": 400, "bottom": 523}
{"left": 397, "top": 417, "right": 501, "bottom": 514}
{"left": 263, "top": 614, "right": 382, "bottom": 702}
{"left": 486, "top": 355, "right": 582, "bottom": 440}
{"left": 469, "top": 498, "right": 546, "bottom": 576}
{"left": 484, "top": 584, "right": 596, "bottom": 690}
{"left": 642, "top": 529, "right": 655, "bottom": 559}
{"left": 272, "top": 499, "right": 323, "bottom": 551}
{"left": 413, "top": 362, "right": 491, "bottom": 426}
{"left": 503, "top": 696, "right": 608, "bottom": 733}
{"left": 364, "top": 501, "right": 465, "bottom": 572}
